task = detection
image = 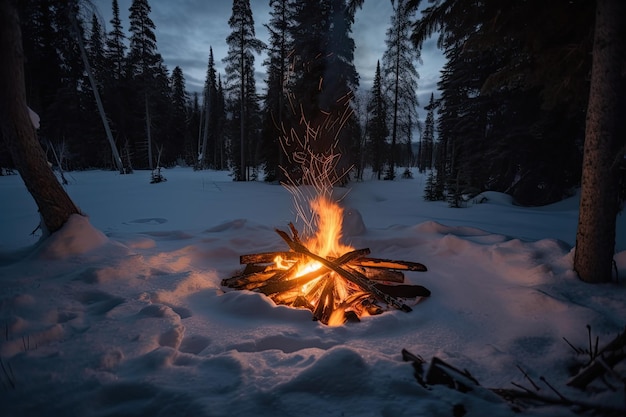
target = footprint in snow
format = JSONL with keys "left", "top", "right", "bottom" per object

{"left": 76, "top": 290, "right": 124, "bottom": 316}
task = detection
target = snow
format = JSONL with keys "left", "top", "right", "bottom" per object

{"left": 0, "top": 167, "right": 624, "bottom": 416}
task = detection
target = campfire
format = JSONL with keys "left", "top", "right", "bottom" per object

{"left": 222, "top": 99, "right": 430, "bottom": 325}
{"left": 221, "top": 196, "right": 430, "bottom": 326}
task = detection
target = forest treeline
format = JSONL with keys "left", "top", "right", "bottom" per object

{"left": 0, "top": 0, "right": 615, "bottom": 206}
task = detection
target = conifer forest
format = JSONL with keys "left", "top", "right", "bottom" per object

{"left": 1, "top": 0, "right": 624, "bottom": 211}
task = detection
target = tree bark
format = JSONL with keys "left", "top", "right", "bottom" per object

{"left": 574, "top": 0, "right": 625, "bottom": 283}
{"left": 0, "top": 0, "right": 80, "bottom": 235}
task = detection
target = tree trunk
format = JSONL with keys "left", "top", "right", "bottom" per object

{"left": 0, "top": 0, "right": 80, "bottom": 235}
{"left": 70, "top": 10, "right": 125, "bottom": 175}
{"left": 239, "top": 26, "right": 246, "bottom": 181}
{"left": 574, "top": 0, "right": 625, "bottom": 283}
{"left": 145, "top": 93, "right": 153, "bottom": 171}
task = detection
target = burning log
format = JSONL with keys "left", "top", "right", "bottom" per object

{"left": 221, "top": 223, "right": 430, "bottom": 325}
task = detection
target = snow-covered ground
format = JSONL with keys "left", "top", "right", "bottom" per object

{"left": 0, "top": 167, "right": 624, "bottom": 416}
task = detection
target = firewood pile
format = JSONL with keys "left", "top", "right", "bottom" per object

{"left": 221, "top": 223, "right": 431, "bottom": 325}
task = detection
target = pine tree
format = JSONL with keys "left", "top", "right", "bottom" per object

{"left": 100, "top": 0, "right": 130, "bottom": 171}
{"left": 78, "top": 13, "right": 111, "bottom": 168}
{"left": 87, "top": 14, "right": 106, "bottom": 84}
{"left": 215, "top": 75, "right": 227, "bottom": 170}
{"left": 419, "top": 93, "right": 436, "bottom": 172}
{"left": 366, "top": 61, "right": 388, "bottom": 180}
{"left": 223, "top": 0, "right": 265, "bottom": 181}
{"left": 105, "top": 0, "right": 126, "bottom": 81}
{"left": 381, "top": 0, "right": 419, "bottom": 180}
{"left": 261, "top": 0, "right": 295, "bottom": 182}
{"left": 127, "top": 0, "right": 159, "bottom": 80}
{"left": 198, "top": 47, "right": 220, "bottom": 170}
{"left": 127, "top": 0, "right": 168, "bottom": 169}
{"left": 189, "top": 92, "right": 201, "bottom": 167}
{"left": 169, "top": 66, "right": 190, "bottom": 165}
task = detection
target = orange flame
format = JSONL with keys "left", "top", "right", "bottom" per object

{"left": 273, "top": 196, "right": 358, "bottom": 325}
{"left": 307, "top": 195, "right": 353, "bottom": 258}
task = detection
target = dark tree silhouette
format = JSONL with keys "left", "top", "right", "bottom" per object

{"left": 575, "top": 0, "right": 625, "bottom": 283}
{"left": 224, "top": 0, "right": 264, "bottom": 181}
{"left": 0, "top": 0, "right": 80, "bottom": 235}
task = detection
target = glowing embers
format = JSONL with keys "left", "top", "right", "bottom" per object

{"left": 221, "top": 197, "right": 430, "bottom": 326}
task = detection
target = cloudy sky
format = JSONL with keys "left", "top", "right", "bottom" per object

{"left": 89, "top": 0, "right": 445, "bottom": 118}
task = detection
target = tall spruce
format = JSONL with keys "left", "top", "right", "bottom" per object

{"left": 261, "top": 0, "right": 295, "bottom": 182}
{"left": 224, "top": 0, "right": 265, "bottom": 181}
{"left": 215, "top": 75, "right": 227, "bottom": 170}
{"left": 105, "top": 0, "right": 126, "bottom": 81}
{"left": 198, "top": 47, "right": 223, "bottom": 170}
{"left": 102, "top": 0, "right": 131, "bottom": 171}
{"left": 366, "top": 61, "right": 388, "bottom": 180}
{"left": 169, "top": 66, "right": 190, "bottom": 165}
{"left": 419, "top": 92, "right": 436, "bottom": 172}
{"left": 381, "top": 0, "right": 420, "bottom": 180}
{"left": 81, "top": 12, "right": 114, "bottom": 168}
{"left": 87, "top": 14, "right": 106, "bottom": 84}
{"left": 127, "top": 0, "right": 164, "bottom": 169}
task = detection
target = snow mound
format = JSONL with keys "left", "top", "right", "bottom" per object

{"left": 34, "top": 214, "right": 111, "bottom": 259}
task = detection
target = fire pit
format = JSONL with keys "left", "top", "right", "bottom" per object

{"left": 221, "top": 197, "right": 430, "bottom": 326}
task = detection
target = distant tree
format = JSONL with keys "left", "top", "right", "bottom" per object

{"left": 127, "top": 0, "right": 159, "bottom": 80}
{"left": 169, "top": 66, "right": 191, "bottom": 164}
{"left": 0, "top": 0, "right": 80, "bottom": 235}
{"left": 215, "top": 74, "right": 227, "bottom": 170}
{"left": 105, "top": 0, "right": 126, "bottom": 81}
{"left": 261, "top": 0, "right": 295, "bottom": 182}
{"left": 244, "top": 53, "right": 263, "bottom": 179}
{"left": 351, "top": 90, "right": 369, "bottom": 181}
{"left": 87, "top": 14, "right": 106, "bottom": 83}
{"left": 198, "top": 47, "right": 221, "bottom": 170}
{"left": 366, "top": 61, "right": 388, "bottom": 179}
{"left": 423, "top": 170, "right": 444, "bottom": 201}
{"left": 102, "top": 0, "right": 131, "bottom": 171}
{"left": 76, "top": 12, "right": 114, "bottom": 168}
{"left": 419, "top": 92, "right": 436, "bottom": 172}
{"left": 223, "top": 0, "right": 265, "bottom": 181}
{"left": 127, "top": 0, "right": 167, "bottom": 169}
{"left": 189, "top": 91, "right": 201, "bottom": 165}
{"left": 381, "top": 0, "right": 420, "bottom": 180}
{"left": 575, "top": 0, "right": 626, "bottom": 283}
